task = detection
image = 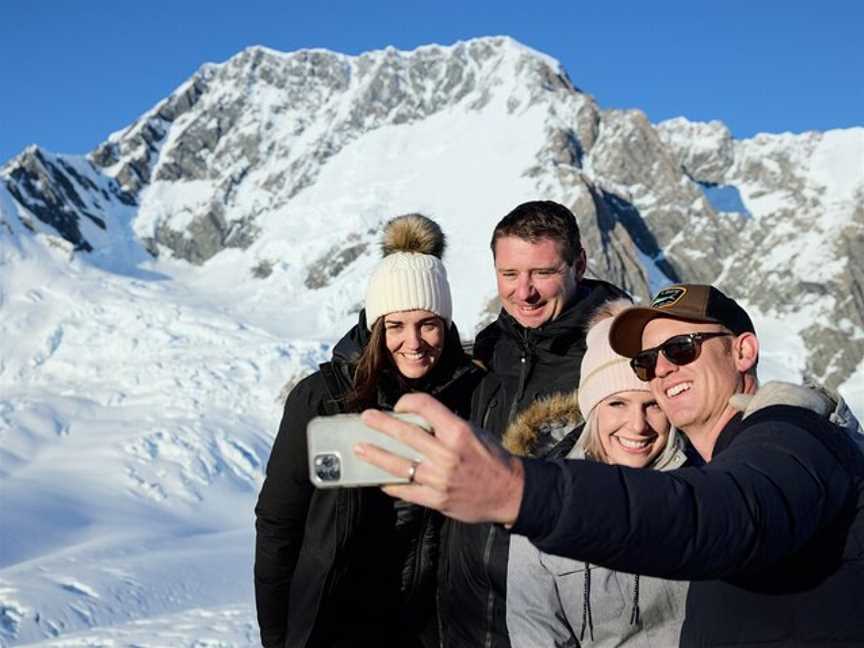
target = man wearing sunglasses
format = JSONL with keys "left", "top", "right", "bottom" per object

{"left": 358, "top": 283, "right": 864, "bottom": 646}
{"left": 602, "top": 284, "right": 864, "bottom": 645}
{"left": 611, "top": 283, "right": 760, "bottom": 462}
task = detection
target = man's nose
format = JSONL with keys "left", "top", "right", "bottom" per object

{"left": 654, "top": 351, "right": 677, "bottom": 379}
{"left": 515, "top": 275, "right": 535, "bottom": 300}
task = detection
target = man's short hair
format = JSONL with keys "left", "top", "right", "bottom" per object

{"left": 490, "top": 200, "right": 583, "bottom": 266}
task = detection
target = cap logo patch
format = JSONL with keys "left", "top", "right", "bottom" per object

{"left": 652, "top": 286, "right": 687, "bottom": 309}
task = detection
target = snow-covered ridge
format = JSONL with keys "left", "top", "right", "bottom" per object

{"left": 1, "top": 37, "right": 863, "bottom": 646}
{"left": 1, "top": 184, "right": 324, "bottom": 643}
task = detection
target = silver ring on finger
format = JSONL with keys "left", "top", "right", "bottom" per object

{"left": 407, "top": 459, "right": 421, "bottom": 484}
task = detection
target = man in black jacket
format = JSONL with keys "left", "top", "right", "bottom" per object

{"left": 439, "top": 201, "right": 624, "bottom": 648}
{"left": 358, "top": 283, "right": 864, "bottom": 646}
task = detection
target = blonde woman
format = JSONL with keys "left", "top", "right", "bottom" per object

{"left": 505, "top": 300, "right": 691, "bottom": 647}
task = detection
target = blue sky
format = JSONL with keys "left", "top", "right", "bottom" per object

{"left": 1, "top": 1, "right": 861, "bottom": 164}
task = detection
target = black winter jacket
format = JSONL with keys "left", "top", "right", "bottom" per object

{"left": 439, "top": 278, "right": 626, "bottom": 648}
{"left": 513, "top": 405, "right": 864, "bottom": 646}
{"left": 255, "top": 313, "right": 485, "bottom": 648}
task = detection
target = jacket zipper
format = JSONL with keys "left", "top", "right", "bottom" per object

{"left": 437, "top": 586, "right": 445, "bottom": 648}
{"left": 411, "top": 507, "right": 430, "bottom": 595}
{"left": 437, "top": 519, "right": 452, "bottom": 648}
{"left": 493, "top": 332, "right": 530, "bottom": 646}
{"left": 401, "top": 505, "right": 438, "bottom": 646}
{"left": 507, "top": 349, "right": 529, "bottom": 423}
{"left": 322, "top": 491, "right": 356, "bottom": 602}
{"left": 482, "top": 524, "right": 497, "bottom": 648}
{"left": 341, "top": 491, "right": 356, "bottom": 546}
{"left": 307, "top": 491, "right": 355, "bottom": 647}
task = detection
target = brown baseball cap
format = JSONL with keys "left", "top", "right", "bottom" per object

{"left": 609, "top": 284, "right": 756, "bottom": 357}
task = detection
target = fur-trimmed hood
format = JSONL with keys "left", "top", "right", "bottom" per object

{"left": 502, "top": 391, "right": 582, "bottom": 457}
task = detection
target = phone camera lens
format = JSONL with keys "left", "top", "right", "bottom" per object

{"left": 314, "top": 453, "right": 341, "bottom": 482}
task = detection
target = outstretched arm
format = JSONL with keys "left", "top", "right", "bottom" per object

{"left": 513, "top": 409, "right": 854, "bottom": 580}
{"left": 358, "top": 396, "right": 855, "bottom": 581}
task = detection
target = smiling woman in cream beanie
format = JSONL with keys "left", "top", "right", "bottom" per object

{"left": 576, "top": 299, "right": 668, "bottom": 465}
{"left": 505, "top": 298, "right": 690, "bottom": 648}
{"left": 351, "top": 213, "right": 458, "bottom": 406}
{"left": 575, "top": 299, "right": 684, "bottom": 467}
{"left": 254, "top": 213, "right": 487, "bottom": 648}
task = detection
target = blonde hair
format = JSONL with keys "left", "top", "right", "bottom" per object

{"left": 580, "top": 410, "right": 609, "bottom": 463}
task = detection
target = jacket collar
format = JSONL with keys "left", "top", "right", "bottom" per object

{"left": 713, "top": 412, "right": 747, "bottom": 456}
{"left": 715, "top": 380, "right": 864, "bottom": 457}
{"left": 331, "top": 309, "right": 371, "bottom": 365}
{"left": 475, "top": 278, "right": 625, "bottom": 362}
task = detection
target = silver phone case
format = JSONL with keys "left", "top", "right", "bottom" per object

{"left": 307, "top": 412, "right": 429, "bottom": 488}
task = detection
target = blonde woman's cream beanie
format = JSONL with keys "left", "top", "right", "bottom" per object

{"left": 578, "top": 300, "right": 647, "bottom": 416}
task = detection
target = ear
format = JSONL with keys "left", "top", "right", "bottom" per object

{"left": 733, "top": 332, "right": 759, "bottom": 373}
{"left": 572, "top": 248, "right": 587, "bottom": 281}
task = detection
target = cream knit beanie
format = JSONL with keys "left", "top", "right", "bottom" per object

{"left": 578, "top": 300, "right": 648, "bottom": 417}
{"left": 365, "top": 214, "right": 452, "bottom": 330}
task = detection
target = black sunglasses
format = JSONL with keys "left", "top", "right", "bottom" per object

{"left": 630, "top": 331, "right": 732, "bottom": 381}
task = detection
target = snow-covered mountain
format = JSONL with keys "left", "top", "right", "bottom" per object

{"left": 1, "top": 36, "right": 862, "bottom": 646}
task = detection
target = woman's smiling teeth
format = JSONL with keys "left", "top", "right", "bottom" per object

{"left": 615, "top": 436, "right": 656, "bottom": 450}
{"left": 666, "top": 382, "right": 692, "bottom": 398}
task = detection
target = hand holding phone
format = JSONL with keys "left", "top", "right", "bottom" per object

{"left": 307, "top": 412, "right": 429, "bottom": 488}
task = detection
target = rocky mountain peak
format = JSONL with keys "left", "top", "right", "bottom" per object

{"left": 86, "top": 36, "right": 588, "bottom": 265}
{"left": 656, "top": 117, "right": 735, "bottom": 183}
{"left": 2, "top": 39, "right": 862, "bottom": 391}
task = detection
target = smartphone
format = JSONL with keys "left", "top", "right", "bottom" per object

{"left": 307, "top": 412, "right": 430, "bottom": 488}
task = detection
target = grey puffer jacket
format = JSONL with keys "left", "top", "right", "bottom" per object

{"left": 505, "top": 394, "right": 690, "bottom": 648}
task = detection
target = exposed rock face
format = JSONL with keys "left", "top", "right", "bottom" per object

{"left": 2, "top": 37, "right": 862, "bottom": 388}
{"left": 587, "top": 110, "right": 748, "bottom": 292}
{"left": 2, "top": 147, "right": 134, "bottom": 252}
{"left": 656, "top": 117, "right": 735, "bottom": 183}
{"left": 655, "top": 121, "right": 864, "bottom": 388}
{"left": 146, "top": 207, "right": 260, "bottom": 265}
{"left": 5, "top": 150, "right": 97, "bottom": 251}
{"left": 305, "top": 237, "right": 372, "bottom": 289}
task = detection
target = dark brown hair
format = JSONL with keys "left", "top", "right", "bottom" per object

{"left": 346, "top": 317, "right": 393, "bottom": 411}
{"left": 490, "top": 200, "right": 583, "bottom": 265}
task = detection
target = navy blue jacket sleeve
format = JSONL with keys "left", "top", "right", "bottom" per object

{"left": 254, "top": 373, "right": 325, "bottom": 647}
{"left": 511, "top": 414, "right": 855, "bottom": 580}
